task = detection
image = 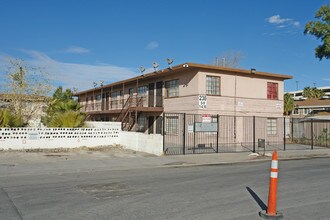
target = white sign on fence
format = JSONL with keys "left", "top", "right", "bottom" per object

{"left": 194, "top": 122, "right": 218, "bottom": 132}
{"left": 202, "top": 114, "right": 212, "bottom": 123}
{"left": 188, "top": 125, "right": 194, "bottom": 133}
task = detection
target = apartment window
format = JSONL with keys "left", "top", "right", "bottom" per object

{"left": 293, "top": 108, "right": 299, "bottom": 115}
{"left": 267, "top": 82, "right": 278, "bottom": 100}
{"left": 206, "top": 76, "right": 220, "bottom": 95}
{"left": 137, "top": 114, "right": 147, "bottom": 132}
{"left": 95, "top": 94, "right": 101, "bottom": 100}
{"left": 267, "top": 118, "right": 277, "bottom": 135}
{"left": 111, "top": 90, "right": 122, "bottom": 99}
{"left": 166, "top": 116, "right": 178, "bottom": 135}
{"left": 138, "top": 86, "right": 148, "bottom": 96}
{"left": 165, "top": 79, "right": 179, "bottom": 97}
{"left": 303, "top": 108, "right": 311, "bottom": 115}
{"left": 129, "top": 88, "right": 135, "bottom": 96}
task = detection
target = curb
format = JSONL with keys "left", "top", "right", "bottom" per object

{"left": 160, "top": 154, "right": 330, "bottom": 169}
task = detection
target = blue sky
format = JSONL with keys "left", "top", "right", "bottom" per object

{"left": 0, "top": 0, "right": 329, "bottom": 92}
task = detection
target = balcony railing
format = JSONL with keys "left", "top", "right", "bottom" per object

{"left": 82, "top": 95, "right": 161, "bottom": 112}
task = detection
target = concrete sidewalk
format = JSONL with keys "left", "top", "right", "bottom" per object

{"left": 0, "top": 147, "right": 329, "bottom": 177}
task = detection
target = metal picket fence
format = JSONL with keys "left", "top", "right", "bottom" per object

{"left": 163, "top": 113, "right": 285, "bottom": 155}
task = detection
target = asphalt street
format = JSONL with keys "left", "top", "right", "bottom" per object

{"left": 0, "top": 158, "right": 329, "bottom": 220}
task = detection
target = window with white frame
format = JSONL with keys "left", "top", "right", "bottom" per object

{"left": 166, "top": 116, "right": 179, "bottom": 135}
{"left": 303, "top": 108, "right": 311, "bottom": 115}
{"left": 206, "top": 76, "right": 220, "bottom": 95}
{"left": 165, "top": 79, "right": 179, "bottom": 97}
{"left": 267, "top": 118, "right": 277, "bottom": 135}
{"left": 292, "top": 108, "right": 299, "bottom": 115}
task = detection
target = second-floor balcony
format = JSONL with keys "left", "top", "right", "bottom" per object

{"left": 82, "top": 94, "right": 163, "bottom": 113}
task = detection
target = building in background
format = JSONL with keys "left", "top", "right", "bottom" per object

{"left": 0, "top": 94, "right": 47, "bottom": 127}
{"left": 287, "top": 86, "right": 330, "bottom": 118}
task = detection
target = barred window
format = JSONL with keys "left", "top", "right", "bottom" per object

{"left": 267, "top": 118, "right": 277, "bottom": 135}
{"left": 206, "top": 76, "right": 220, "bottom": 95}
{"left": 165, "top": 79, "right": 179, "bottom": 97}
{"left": 166, "top": 116, "right": 178, "bottom": 135}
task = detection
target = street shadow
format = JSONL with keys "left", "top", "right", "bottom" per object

{"left": 246, "top": 187, "right": 267, "bottom": 211}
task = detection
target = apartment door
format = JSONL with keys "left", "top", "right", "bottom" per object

{"left": 156, "top": 81, "right": 163, "bottom": 107}
{"left": 105, "top": 92, "right": 109, "bottom": 110}
{"left": 148, "top": 83, "right": 154, "bottom": 107}
{"left": 148, "top": 116, "right": 154, "bottom": 134}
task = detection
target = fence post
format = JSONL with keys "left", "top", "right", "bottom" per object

{"left": 163, "top": 114, "right": 165, "bottom": 154}
{"left": 291, "top": 118, "right": 294, "bottom": 143}
{"left": 311, "top": 119, "right": 314, "bottom": 150}
{"left": 183, "top": 113, "right": 186, "bottom": 155}
{"left": 283, "top": 117, "right": 286, "bottom": 151}
{"left": 216, "top": 114, "right": 219, "bottom": 153}
{"left": 193, "top": 114, "right": 196, "bottom": 154}
{"left": 253, "top": 116, "right": 256, "bottom": 153}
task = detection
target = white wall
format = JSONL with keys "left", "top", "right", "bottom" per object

{"left": 85, "top": 121, "right": 121, "bottom": 128}
{"left": 0, "top": 127, "right": 120, "bottom": 150}
{"left": 120, "top": 131, "right": 163, "bottom": 156}
{"left": 0, "top": 124, "right": 164, "bottom": 156}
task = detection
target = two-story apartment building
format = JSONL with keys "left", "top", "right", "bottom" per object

{"left": 74, "top": 63, "right": 292, "bottom": 134}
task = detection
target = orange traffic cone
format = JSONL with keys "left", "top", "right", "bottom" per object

{"left": 259, "top": 150, "right": 283, "bottom": 219}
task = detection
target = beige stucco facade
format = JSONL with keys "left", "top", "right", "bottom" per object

{"left": 163, "top": 69, "right": 285, "bottom": 117}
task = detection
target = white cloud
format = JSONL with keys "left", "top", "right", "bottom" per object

{"left": 323, "top": 78, "right": 330, "bottom": 81}
{"left": 64, "top": 46, "right": 90, "bottom": 54}
{"left": 293, "top": 21, "right": 300, "bottom": 27}
{"left": 145, "top": 41, "right": 159, "bottom": 50}
{"left": 267, "top": 15, "right": 291, "bottom": 24}
{"left": 0, "top": 50, "right": 139, "bottom": 92}
{"left": 266, "top": 15, "right": 300, "bottom": 28}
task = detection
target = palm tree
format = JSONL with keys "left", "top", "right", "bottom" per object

{"left": 303, "top": 86, "right": 325, "bottom": 99}
{"left": 48, "top": 111, "right": 87, "bottom": 127}
{"left": 303, "top": 87, "right": 313, "bottom": 99}
{"left": 311, "top": 87, "right": 325, "bottom": 98}
{"left": 0, "top": 108, "right": 26, "bottom": 127}
{"left": 284, "top": 93, "right": 295, "bottom": 115}
{"left": 42, "top": 86, "right": 87, "bottom": 128}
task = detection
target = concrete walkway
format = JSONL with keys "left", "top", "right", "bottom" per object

{"left": 0, "top": 147, "right": 329, "bottom": 177}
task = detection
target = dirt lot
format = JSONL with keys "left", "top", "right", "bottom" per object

{"left": 0, "top": 145, "right": 154, "bottom": 165}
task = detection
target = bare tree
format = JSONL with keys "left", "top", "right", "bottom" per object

{"left": 214, "top": 51, "right": 243, "bottom": 68}
{"left": 2, "top": 58, "right": 52, "bottom": 126}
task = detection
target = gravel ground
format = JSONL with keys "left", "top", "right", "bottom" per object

{"left": 0, "top": 145, "right": 154, "bottom": 165}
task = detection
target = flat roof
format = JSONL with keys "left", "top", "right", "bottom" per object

{"left": 75, "top": 62, "right": 293, "bottom": 95}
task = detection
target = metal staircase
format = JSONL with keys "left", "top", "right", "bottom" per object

{"left": 116, "top": 95, "right": 144, "bottom": 131}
